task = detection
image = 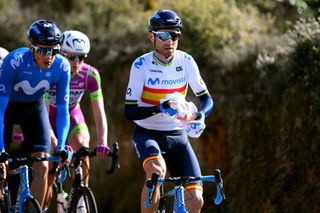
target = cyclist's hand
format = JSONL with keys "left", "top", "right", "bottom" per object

{"left": 0, "top": 151, "right": 9, "bottom": 163}
{"left": 54, "top": 146, "right": 73, "bottom": 166}
{"left": 0, "top": 152, "right": 9, "bottom": 180}
{"left": 0, "top": 162, "right": 6, "bottom": 180}
{"left": 183, "top": 112, "right": 206, "bottom": 138}
{"left": 159, "top": 100, "right": 177, "bottom": 117}
{"left": 190, "top": 112, "right": 205, "bottom": 121}
{"left": 95, "top": 144, "right": 110, "bottom": 158}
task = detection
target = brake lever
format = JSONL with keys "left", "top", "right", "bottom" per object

{"left": 107, "top": 142, "right": 120, "bottom": 174}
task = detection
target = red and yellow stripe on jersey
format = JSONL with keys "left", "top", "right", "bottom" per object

{"left": 141, "top": 84, "right": 187, "bottom": 105}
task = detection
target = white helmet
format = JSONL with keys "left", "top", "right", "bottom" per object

{"left": 0, "top": 47, "right": 9, "bottom": 67}
{"left": 61, "top": 30, "right": 90, "bottom": 55}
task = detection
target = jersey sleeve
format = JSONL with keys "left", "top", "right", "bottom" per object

{"left": 55, "top": 59, "right": 71, "bottom": 150}
{"left": 0, "top": 51, "right": 19, "bottom": 98}
{"left": 0, "top": 51, "right": 19, "bottom": 150}
{"left": 86, "top": 67, "right": 103, "bottom": 100}
{"left": 125, "top": 57, "right": 146, "bottom": 106}
{"left": 185, "top": 53, "right": 209, "bottom": 97}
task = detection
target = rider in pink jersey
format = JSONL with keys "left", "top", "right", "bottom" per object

{"left": 43, "top": 30, "right": 110, "bottom": 212}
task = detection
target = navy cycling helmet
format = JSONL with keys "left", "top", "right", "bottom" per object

{"left": 27, "top": 20, "right": 62, "bottom": 46}
{"left": 148, "top": 10, "right": 183, "bottom": 32}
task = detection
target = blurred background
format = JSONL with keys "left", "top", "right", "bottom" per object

{"left": 1, "top": 0, "right": 320, "bottom": 212}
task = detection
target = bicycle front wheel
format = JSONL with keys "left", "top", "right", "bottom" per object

{"left": 23, "top": 197, "right": 41, "bottom": 213}
{"left": 70, "top": 186, "right": 97, "bottom": 213}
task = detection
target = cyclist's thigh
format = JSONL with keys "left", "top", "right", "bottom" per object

{"left": 132, "top": 125, "right": 165, "bottom": 174}
{"left": 68, "top": 107, "right": 90, "bottom": 149}
{"left": 4, "top": 100, "right": 51, "bottom": 154}
{"left": 165, "top": 132, "right": 201, "bottom": 178}
{"left": 68, "top": 124, "right": 90, "bottom": 150}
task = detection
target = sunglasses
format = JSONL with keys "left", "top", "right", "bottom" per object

{"left": 32, "top": 44, "right": 60, "bottom": 56}
{"left": 66, "top": 54, "right": 87, "bottom": 62}
{"left": 152, "top": 31, "right": 181, "bottom": 41}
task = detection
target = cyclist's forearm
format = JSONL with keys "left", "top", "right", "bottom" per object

{"left": 91, "top": 98, "right": 108, "bottom": 146}
{"left": 198, "top": 93, "right": 214, "bottom": 117}
{"left": 56, "top": 104, "right": 70, "bottom": 149}
{"left": 125, "top": 104, "right": 159, "bottom": 120}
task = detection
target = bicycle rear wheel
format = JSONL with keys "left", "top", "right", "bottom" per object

{"left": 23, "top": 197, "right": 41, "bottom": 213}
{"left": 69, "top": 186, "right": 97, "bottom": 213}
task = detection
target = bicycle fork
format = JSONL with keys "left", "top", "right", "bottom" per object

{"left": 12, "top": 166, "right": 32, "bottom": 213}
{"left": 173, "top": 186, "right": 188, "bottom": 213}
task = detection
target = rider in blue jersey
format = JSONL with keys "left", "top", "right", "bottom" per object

{"left": 0, "top": 20, "right": 71, "bottom": 209}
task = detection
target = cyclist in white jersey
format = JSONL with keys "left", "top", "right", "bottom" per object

{"left": 43, "top": 30, "right": 110, "bottom": 211}
{"left": 125, "top": 10, "right": 214, "bottom": 213}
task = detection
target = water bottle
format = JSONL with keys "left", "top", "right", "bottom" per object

{"left": 57, "top": 190, "right": 68, "bottom": 213}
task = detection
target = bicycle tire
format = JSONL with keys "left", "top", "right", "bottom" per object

{"left": 69, "top": 186, "right": 97, "bottom": 213}
{"left": 23, "top": 197, "right": 41, "bottom": 213}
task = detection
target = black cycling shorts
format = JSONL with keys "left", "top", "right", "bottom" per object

{"left": 4, "top": 98, "right": 51, "bottom": 154}
{"left": 132, "top": 125, "right": 201, "bottom": 178}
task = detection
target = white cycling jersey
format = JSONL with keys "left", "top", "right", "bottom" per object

{"left": 125, "top": 50, "right": 209, "bottom": 131}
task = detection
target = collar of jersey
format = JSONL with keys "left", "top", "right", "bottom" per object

{"left": 152, "top": 51, "right": 174, "bottom": 66}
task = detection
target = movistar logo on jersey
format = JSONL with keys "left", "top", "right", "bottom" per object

{"left": 162, "top": 77, "right": 186, "bottom": 85}
{"left": 147, "top": 77, "right": 186, "bottom": 85}
{"left": 148, "top": 78, "right": 160, "bottom": 85}
{"left": 134, "top": 57, "right": 145, "bottom": 69}
{"left": 10, "top": 56, "right": 22, "bottom": 69}
{"left": 14, "top": 80, "right": 50, "bottom": 95}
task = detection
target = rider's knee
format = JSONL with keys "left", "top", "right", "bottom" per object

{"left": 143, "top": 157, "right": 166, "bottom": 178}
{"left": 34, "top": 161, "right": 49, "bottom": 175}
{"left": 71, "top": 133, "right": 90, "bottom": 149}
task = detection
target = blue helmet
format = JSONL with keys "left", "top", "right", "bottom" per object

{"left": 27, "top": 20, "right": 63, "bottom": 46}
{"left": 148, "top": 10, "right": 183, "bottom": 32}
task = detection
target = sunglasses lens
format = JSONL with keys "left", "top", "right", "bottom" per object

{"left": 154, "top": 31, "right": 180, "bottom": 41}
{"left": 34, "top": 45, "right": 60, "bottom": 56}
{"left": 169, "top": 32, "right": 180, "bottom": 41}
{"left": 67, "top": 55, "right": 86, "bottom": 61}
{"left": 158, "top": 32, "right": 171, "bottom": 41}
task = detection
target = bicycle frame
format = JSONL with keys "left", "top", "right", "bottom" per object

{"left": 9, "top": 165, "right": 33, "bottom": 212}
{"left": 4, "top": 155, "right": 64, "bottom": 213}
{"left": 144, "top": 169, "right": 226, "bottom": 213}
{"left": 54, "top": 142, "right": 119, "bottom": 212}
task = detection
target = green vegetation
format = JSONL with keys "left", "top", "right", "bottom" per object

{"left": 0, "top": 0, "right": 319, "bottom": 212}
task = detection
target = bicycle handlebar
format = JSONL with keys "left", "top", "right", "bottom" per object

{"left": 73, "top": 142, "right": 120, "bottom": 174}
{"left": 144, "top": 169, "right": 226, "bottom": 208}
{"left": 0, "top": 153, "right": 70, "bottom": 183}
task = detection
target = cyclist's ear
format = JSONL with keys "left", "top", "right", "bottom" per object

{"left": 148, "top": 32, "right": 154, "bottom": 43}
{"left": 28, "top": 43, "right": 33, "bottom": 51}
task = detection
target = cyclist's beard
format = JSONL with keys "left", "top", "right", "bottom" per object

{"left": 155, "top": 48, "right": 174, "bottom": 60}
